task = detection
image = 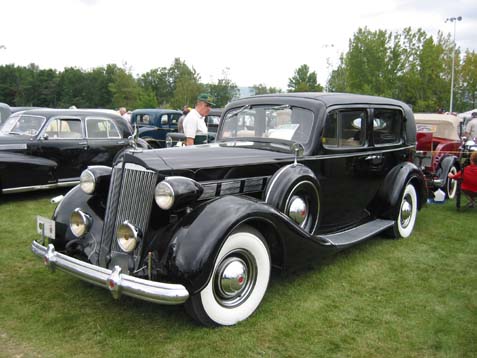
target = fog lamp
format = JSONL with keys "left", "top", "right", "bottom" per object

{"left": 155, "top": 181, "right": 175, "bottom": 210}
{"left": 69, "top": 209, "right": 92, "bottom": 238}
{"left": 80, "top": 169, "right": 95, "bottom": 194}
{"left": 117, "top": 221, "right": 140, "bottom": 253}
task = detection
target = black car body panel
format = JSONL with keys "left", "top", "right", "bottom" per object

{"left": 32, "top": 93, "right": 427, "bottom": 326}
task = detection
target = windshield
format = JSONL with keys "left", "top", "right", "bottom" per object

{"left": 218, "top": 105, "right": 314, "bottom": 145}
{"left": 0, "top": 115, "right": 46, "bottom": 136}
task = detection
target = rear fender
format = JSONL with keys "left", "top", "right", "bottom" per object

{"left": 373, "top": 162, "right": 427, "bottom": 217}
{"left": 436, "top": 155, "right": 459, "bottom": 183}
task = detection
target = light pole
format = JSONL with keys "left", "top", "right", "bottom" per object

{"left": 445, "top": 16, "right": 462, "bottom": 113}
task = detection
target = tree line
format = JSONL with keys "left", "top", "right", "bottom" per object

{"left": 0, "top": 27, "right": 476, "bottom": 112}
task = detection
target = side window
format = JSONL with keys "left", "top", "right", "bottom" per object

{"left": 170, "top": 113, "right": 181, "bottom": 125}
{"left": 87, "top": 118, "right": 120, "bottom": 139}
{"left": 160, "top": 114, "right": 169, "bottom": 126}
{"left": 45, "top": 118, "right": 82, "bottom": 139}
{"left": 322, "top": 109, "right": 367, "bottom": 148}
{"left": 373, "top": 109, "right": 402, "bottom": 145}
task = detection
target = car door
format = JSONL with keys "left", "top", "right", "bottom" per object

{"left": 38, "top": 116, "right": 87, "bottom": 182}
{"left": 85, "top": 117, "right": 127, "bottom": 167}
{"left": 315, "top": 107, "right": 384, "bottom": 232}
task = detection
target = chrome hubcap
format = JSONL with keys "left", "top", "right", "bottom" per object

{"left": 288, "top": 196, "right": 308, "bottom": 227}
{"left": 214, "top": 249, "right": 257, "bottom": 307}
{"left": 400, "top": 196, "right": 412, "bottom": 228}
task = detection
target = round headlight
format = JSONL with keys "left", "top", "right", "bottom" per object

{"left": 69, "top": 209, "right": 92, "bottom": 238}
{"left": 117, "top": 221, "right": 139, "bottom": 253}
{"left": 166, "top": 136, "right": 173, "bottom": 148}
{"left": 155, "top": 181, "right": 175, "bottom": 210}
{"left": 80, "top": 169, "right": 96, "bottom": 194}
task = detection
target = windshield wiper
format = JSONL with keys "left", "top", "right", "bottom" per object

{"left": 271, "top": 104, "right": 291, "bottom": 110}
{"left": 226, "top": 105, "right": 251, "bottom": 120}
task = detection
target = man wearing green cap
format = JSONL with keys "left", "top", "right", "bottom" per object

{"left": 183, "top": 93, "right": 215, "bottom": 146}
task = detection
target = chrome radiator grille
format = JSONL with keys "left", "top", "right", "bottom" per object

{"left": 100, "top": 162, "right": 157, "bottom": 264}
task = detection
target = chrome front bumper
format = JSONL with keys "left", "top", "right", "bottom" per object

{"left": 31, "top": 241, "right": 189, "bottom": 305}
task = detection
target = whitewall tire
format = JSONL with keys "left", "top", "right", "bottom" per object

{"left": 186, "top": 225, "right": 270, "bottom": 326}
{"left": 389, "top": 184, "right": 418, "bottom": 239}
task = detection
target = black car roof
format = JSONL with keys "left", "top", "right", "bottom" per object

{"left": 11, "top": 108, "right": 124, "bottom": 119}
{"left": 231, "top": 92, "right": 408, "bottom": 108}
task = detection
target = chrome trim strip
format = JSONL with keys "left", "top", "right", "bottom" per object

{"left": 31, "top": 241, "right": 189, "bottom": 305}
{"left": 2, "top": 181, "right": 79, "bottom": 194}
{"left": 0, "top": 144, "right": 28, "bottom": 150}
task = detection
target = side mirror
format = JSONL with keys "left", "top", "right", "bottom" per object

{"left": 41, "top": 133, "right": 49, "bottom": 140}
{"left": 290, "top": 142, "right": 304, "bottom": 166}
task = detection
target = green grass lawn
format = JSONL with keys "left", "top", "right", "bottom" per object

{"left": 0, "top": 190, "right": 476, "bottom": 358}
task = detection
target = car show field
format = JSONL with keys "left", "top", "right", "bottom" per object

{"left": 0, "top": 190, "right": 475, "bottom": 357}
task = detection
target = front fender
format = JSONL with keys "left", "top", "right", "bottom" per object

{"left": 374, "top": 162, "right": 427, "bottom": 217}
{"left": 163, "top": 195, "right": 333, "bottom": 295}
{"left": 0, "top": 152, "right": 57, "bottom": 189}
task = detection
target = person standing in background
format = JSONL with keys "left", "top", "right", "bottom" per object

{"left": 183, "top": 94, "right": 215, "bottom": 146}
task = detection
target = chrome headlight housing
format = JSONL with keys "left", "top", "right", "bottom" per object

{"left": 155, "top": 181, "right": 175, "bottom": 210}
{"left": 154, "top": 177, "right": 204, "bottom": 210}
{"left": 165, "top": 135, "right": 173, "bottom": 148}
{"left": 80, "top": 169, "right": 96, "bottom": 194}
{"left": 117, "top": 221, "right": 140, "bottom": 253}
{"left": 69, "top": 209, "right": 92, "bottom": 238}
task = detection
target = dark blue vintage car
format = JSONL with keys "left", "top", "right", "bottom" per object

{"left": 32, "top": 93, "right": 427, "bottom": 326}
{"left": 0, "top": 108, "right": 139, "bottom": 194}
{"left": 130, "top": 109, "right": 182, "bottom": 148}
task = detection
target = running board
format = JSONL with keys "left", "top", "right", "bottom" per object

{"left": 318, "top": 219, "right": 394, "bottom": 248}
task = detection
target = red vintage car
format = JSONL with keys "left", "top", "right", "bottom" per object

{"left": 414, "top": 113, "right": 462, "bottom": 199}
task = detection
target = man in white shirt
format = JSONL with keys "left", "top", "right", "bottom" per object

{"left": 183, "top": 93, "right": 215, "bottom": 146}
{"left": 465, "top": 112, "right": 477, "bottom": 139}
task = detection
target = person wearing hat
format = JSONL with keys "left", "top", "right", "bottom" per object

{"left": 465, "top": 111, "right": 477, "bottom": 139}
{"left": 183, "top": 93, "right": 215, "bottom": 146}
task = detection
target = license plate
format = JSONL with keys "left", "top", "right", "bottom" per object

{"left": 36, "top": 216, "right": 56, "bottom": 240}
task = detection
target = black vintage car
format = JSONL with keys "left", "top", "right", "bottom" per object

{"left": 32, "top": 93, "right": 427, "bottom": 326}
{"left": 0, "top": 108, "right": 137, "bottom": 194}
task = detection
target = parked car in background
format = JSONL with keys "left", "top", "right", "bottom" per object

{"left": 32, "top": 93, "right": 426, "bottom": 326}
{"left": 0, "top": 108, "right": 140, "bottom": 194}
{"left": 414, "top": 113, "right": 462, "bottom": 199}
{"left": 165, "top": 108, "right": 223, "bottom": 147}
{"left": 130, "top": 109, "right": 182, "bottom": 148}
{"left": 0, "top": 103, "right": 40, "bottom": 124}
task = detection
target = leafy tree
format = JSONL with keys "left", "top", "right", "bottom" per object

{"left": 139, "top": 67, "right": 170, "bottom": 106}
{"left": 460, "top": 50, "right": 477, "bottom": 108}
{"left": 206, "top": 77, "right": 238, "bottom": 108}
{"left": 288, "top": 64, "right": 323, "bottom": 92}
{"left": 108, "top": 65, "right": 141, "bottom": 109}
{"left": 252, "top": 84, "right": 282, "bottom": 95}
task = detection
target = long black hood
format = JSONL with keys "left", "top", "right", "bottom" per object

{"left": 127, "top": 142, "right": 295, "bottom": 181}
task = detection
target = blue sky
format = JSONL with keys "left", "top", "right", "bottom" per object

{"left": 1, "top": 0, "right": 476, "bottom": 90}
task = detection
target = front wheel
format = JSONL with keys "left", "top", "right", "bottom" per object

{"left": 185, "top": 225, "right": 270, "bottom": 326}
{"left": 387, "top": 183, "right": 418, "bottom": 239}
{"left": 446, "top": 165, "right": 458, "bottom": 199}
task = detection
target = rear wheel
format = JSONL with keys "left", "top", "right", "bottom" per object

{"left": 185, "top": 225, "right": 270, "bottom": 326}
{"left": 387, "top": 184, "right": 418, "bottom": 239}
{"left": 446, "top": 165, "right": 458, "bottom": 199}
